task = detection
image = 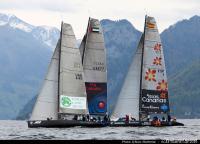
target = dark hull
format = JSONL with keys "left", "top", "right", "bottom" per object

{"left": 28, "top": 120, "right": 184, "bottom": 128}
{"left": 109, "top": 121, "right": 184, "bottom": 127}
{"left": 27, "top": 120, "right": 108, "bottom": 128}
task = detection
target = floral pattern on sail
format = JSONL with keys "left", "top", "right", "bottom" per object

{"left": 160, "top": 92, "right": 168, "bottom": 99}
{"left": 156, "top": 80, "right": 168, "bottom": 91}
{"left": 145, "top": 69, "right": 156, "bottom": 82}
{"left": 153, "top": 57, "right": 162, "bottom": 65}
{"left": 154, "top": 43, "right": 161, "bottom": 53}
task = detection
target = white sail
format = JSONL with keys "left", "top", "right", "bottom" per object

{"left": 83, "top": 18, "right": 107, "bottom": 83}
{"left": 140, "top": 16, "right": 170, "bottom": 120}
{"left": 142, "top": 16, "right": 167, "bottom": 89}
{"left": 82, "top": 18, "right": 107, "bottom": 114}
{"left": 58, "top": 23, "right": 87, "bottom": 115}
{"left": 111, "top": 35, "right": 143, "bottom": 120}
{"left": 30, "top": 40, "right": 60, "bottom": 120}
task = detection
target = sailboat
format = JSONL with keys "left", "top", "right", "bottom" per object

{"left": 80, "top": 18, "right": 107, "bottom": 119}
{"left": 27, "top": 22, "right": 106, "bottom": 128}
{"left": 110, "top": 16, "right": 184, "bottom": 127}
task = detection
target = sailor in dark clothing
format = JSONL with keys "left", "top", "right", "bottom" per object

{"left": 86, "top": 114, "right": 90, "bottom": 121}
{"left": 103, "top": 115, "right": 108, "bottom": 123}
{"left": 93, "top": 117, "right": 97, "bottom": 122}
{"left": 82, "top": 115, "right": 86, "bottom": 121}
{"left": 125, "top": 115, "right": 129, "bottom": 123}
{"left": 162, "top": 116, "right": 166, "bottom": 122}
{"left": 73, "top": 115, "right": 78, "bottom": 121}
{"left": 98, "top": 116, "right": 101, "bottom": 122}
{"left": 153, "top": 116, "right": 158, "bottom": 121}
{"left": 167, "top": 115, "right": 171, "bottom": 122}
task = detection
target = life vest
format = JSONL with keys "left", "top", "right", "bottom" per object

{"left": 152, "top": 120, "right": 161, "bottom": 127}
{"left": 155, "top": 120, "right": 161, "bottom": 126}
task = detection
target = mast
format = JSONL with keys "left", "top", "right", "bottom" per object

{"left": 81, "top": 17, "right": 91, "bottom": 64}
{"left": 57, "top": 22, "right": 63, "bottom": 118}
{"left": 139, "top": 15, "right": 147, "bottom": 121}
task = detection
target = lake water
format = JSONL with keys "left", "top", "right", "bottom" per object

{"left": 0, "top": 119, "right": 199, "bottom": 140}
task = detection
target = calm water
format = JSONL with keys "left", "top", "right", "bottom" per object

{"left": 0, "top": 119, "right": 199, "bottom": 140}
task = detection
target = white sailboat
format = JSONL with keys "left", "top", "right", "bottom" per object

{"left": 28, "top": 22, "right": 106, "bottom": 128}
{"left": 110, "top": 16, "right": 183, "bottom": 127}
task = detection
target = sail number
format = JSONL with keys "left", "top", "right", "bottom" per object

{"left": 75, "top": 73, "right": 82, "bottom": 80}
{"left": 93, "top": 61, "right": 105, "bottom": 71}
{"left": 93, "top": 66, "right": 105, "bottom": 71}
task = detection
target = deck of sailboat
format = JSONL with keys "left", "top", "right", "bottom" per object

{"left": 27, "top": 120, "right": 184, "bottom": 128}
{"left": 109, "top": 121, "right": 184, "bottom": 127}
{"left": 27, "top": 120, "right": 108, "bottom": 128}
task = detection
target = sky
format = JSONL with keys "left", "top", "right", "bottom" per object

{"left": 0, "top": 0, "right": 200, "bottom": 39}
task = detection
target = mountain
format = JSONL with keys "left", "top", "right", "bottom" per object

{"left": 31, "top": 26, "right": 60, "bottom": 50}
{"left": 0, "top": 13, "right": 59, "bottom": 49}
{"left": 161, "top": 15, "right": 200, "bottom": 118}
{"left": 161, "top": 15, "right": 200, "bottom": 75}
{"left": 169, "top": 60, "right": 200, "bottom": 118}
{"left": 0, "top": 13, "right": 60, "bottom": 119}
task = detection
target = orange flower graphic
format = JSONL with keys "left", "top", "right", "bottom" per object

{"left": 160, "top": 92, "right": 168, "bottom": 99}
{"left": 145, "top": 69, "right": 156, "bottom": 82}
{"left": 154, "top": 43, "right": 161, "bottom": 52}
{"left": 153, "top": 57, "right": 162, "bottom": 65}
{"left": 156, "top": 80, "right": 168, "bottom": 91}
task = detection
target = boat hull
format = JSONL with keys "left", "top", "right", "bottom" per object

{"left": 27, "top": 120, "right": 108, "bottom": 128}
{"left": 28, "top": 120, "right": 184, "bottom": 128}
{"left": 109, "top": 121, "right": 184, "bottom": 127}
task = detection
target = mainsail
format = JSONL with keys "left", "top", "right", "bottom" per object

{"left": 58, "top": 23, "right": 87, "bottom": 115}
{"left": 81, "top": 18, "right": 107, "bottom": 115}
{"left": 111, "top": 35, "right": 143, "bottom": 120}
{"left": 31, "top": 22, "right": 87, "bottom": 120}
{"left": 30, "top": 40, "right": 60, "bottom": 120}
{"left": 139, "top": 16, "right": 170, "bottom": 120}
{"left": 111, "top": 16, "right": 170, "bottom": 121}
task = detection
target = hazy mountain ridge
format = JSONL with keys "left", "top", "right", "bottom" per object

{"left": 0, "top": 15, "right": 53, "bottom": 119}
{"left": 161, "top": 15, "right": 200, "bottom": 75}
{"left": 0, "top": 13, "right": 59, "bottom": 49}
{"left": 169, "top": 60, "right": 200, "bottom": 118}
{"left": 160, "top": 15, "right": 200, "bottom": 118}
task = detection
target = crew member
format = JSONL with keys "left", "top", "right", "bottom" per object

{"left": 167, "top": 114, "right": 171, "bottom": 122}
{"left": 125, "top": 115, "right": 129, "bottom": 123}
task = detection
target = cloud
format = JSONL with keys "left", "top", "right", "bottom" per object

{"left": 0, "top": 0, "right": 85, "bottom": 13}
